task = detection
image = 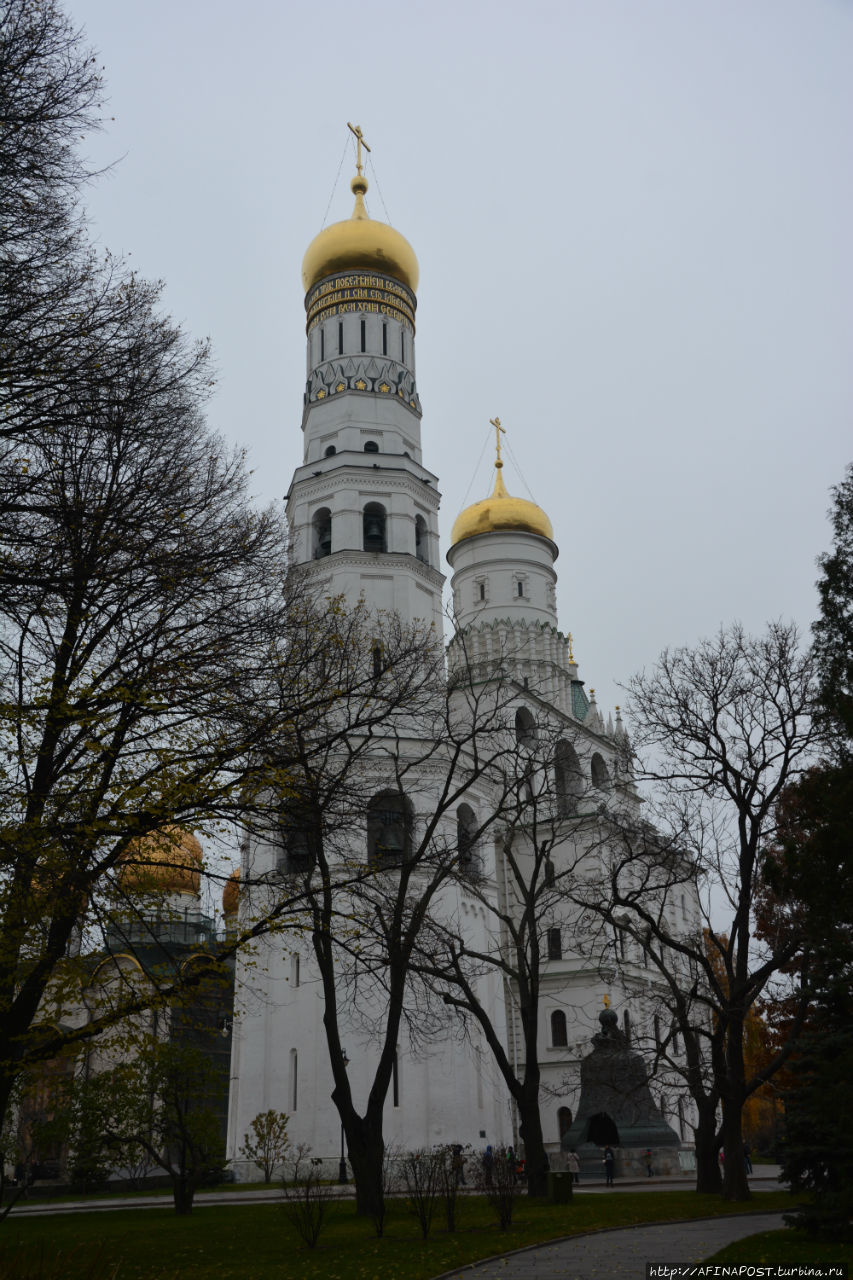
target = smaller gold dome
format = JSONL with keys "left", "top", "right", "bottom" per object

{"left": 222, "top": 867, "right": 240, "bottom": 917}
{"left": 450, "top": 465, "right": 554, "bottom": 546}
{"left": 301, "top": 175, "right": 419, "bottom": 295}
{"left": 120, "top": 826, "right": 203, "bottom": 897}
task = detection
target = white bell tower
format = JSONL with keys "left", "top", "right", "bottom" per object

{"left": 285, "top": 126, "right": 444, "bottom": 630}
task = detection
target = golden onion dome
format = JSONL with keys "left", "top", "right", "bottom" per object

{"left": 450, "top": 464, "right": 554, "bottom": 546}
{"left": 301, "top": 174, "right": 419, "bottom": 295}
{"left": 222, "top": 867, "right": 240, "bottom": 917}
{"left": 120, "top": 826, "right": 203, "bottom": 897}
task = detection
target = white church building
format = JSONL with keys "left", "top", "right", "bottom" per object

{"left": 224, "top": 137, "right": 697, "bottom": 1175}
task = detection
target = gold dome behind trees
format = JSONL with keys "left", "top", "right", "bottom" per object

{"left": 222, "top": 867, "right": 240, "bottom": 916}
{"left": 301, "top": 124, "right": 419, "bottom": 295}
{"left": 450, "top": 417, "right": 554, "bottom": 546}
{"left": 120, "top": 827, "right": 203, "bottom": 897}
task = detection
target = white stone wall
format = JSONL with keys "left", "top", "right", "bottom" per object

{"left": 226, "top": 793, "right": 511, "bottom": 1175}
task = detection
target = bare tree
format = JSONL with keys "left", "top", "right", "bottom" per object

{"left": 234, "top": 622, "right": 528, "bottom": 1219}
{"left": 412, "top": 709, "right": 612, "bottom": 1199}
{"left": 571, "top": 622, "right": 818, "bottom": 1198}
{"left": 0, "top": 0, "right": 135, "bottom": 477}
{"left": 0, "top": 259, "right": 410, "bottom": 1132}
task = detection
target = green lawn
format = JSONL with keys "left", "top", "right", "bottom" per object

{"left": 0, "top": 1190, "right": 800, "bottom": 1280}
{"left": 703, "top": 1227, "right": 852, "bottom": 1271}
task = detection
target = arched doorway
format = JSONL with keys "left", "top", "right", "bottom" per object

{"left": 586, "top": 1112, "right": 620, "bottom": 1145}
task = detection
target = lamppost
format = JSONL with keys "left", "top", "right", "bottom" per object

{"left": 338, "top": 1048, "right": 349, "bottom": 1184}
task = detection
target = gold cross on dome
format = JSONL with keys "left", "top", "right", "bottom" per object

{"left": 603, "top": 993, "right": 611, "bottom": 1009}
{"left": 490, "top": 416, "right": 506, "bottom": 467}
{"left": 347, "top": 122, "right": 371, "bottom": 176}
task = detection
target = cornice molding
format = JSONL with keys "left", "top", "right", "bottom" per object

{"left": 289, "top": 466, "right": 441, "bottom": 509}
{"left": 303, "top": 549, "right": 445, "bottom": 586}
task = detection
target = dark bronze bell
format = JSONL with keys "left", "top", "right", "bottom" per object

{"left": 364, "top": 514, "right": 385, "bottom": 550}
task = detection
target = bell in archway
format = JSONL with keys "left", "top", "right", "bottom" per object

{"left": 363, "top": 513, "right": 385, "bottom": 551}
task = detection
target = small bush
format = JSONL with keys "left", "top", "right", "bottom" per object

{"left": 473, "top": 1145, "right": 520, "bottom": 1230}
{"left": 281, "top": 1144, "right": 334, "bottom": 1249}
{"left": 438, "top": 1143, "right": 467, "bottom": 1232}
{"left": 400, "top": 1148, "right": 443, "bottom": 1240}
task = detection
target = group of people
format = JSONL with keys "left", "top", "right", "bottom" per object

{"left": 564, "top": 1145, "right": 616, "bottom": 1185}
{"left": 480, "top": 1144, "right": 526, "bottom": 1187}
{"left": 471, "top": 1141, "right": 755, "bottom": 1189}
{"left": 718, "top": 1144, "right": 753, "bottom": 1174}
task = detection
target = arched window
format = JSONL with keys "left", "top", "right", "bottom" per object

{"left": 363, "top": 502, "right": 387, "bottom": 552}
{"left": 279, "top": 802, "right": 321, "bottom": 876}
{"left": 324, "top": 444, "right": 336, "bottom": 457}
{"left": 515, "top": 706, "right": 536, "bottom": 748}
{"left": 591, "top": 752, "right": 610, "bottom": 789}
{"left": 554, "top": 739, "right": 583, "bottom": 815}
{"left": 414, "top": 514, "right": 428, "bottom": 564}
{"left": 557, "top": 1106, "right": 573, "bottom": 1138}
{"left": 551, "top": 1009, "right": 568, "bottom": 1047}
{"left": 363, "top": 440, "right": 379, "bottom": 453}
{"left": 456, "top": 803, "right": 477, "bottom": 871}
{"left": 367, "top": 791, "right": 412, "bottom": 866}
{"left": 312, "top": 507, "right": 332, "bottom": 559}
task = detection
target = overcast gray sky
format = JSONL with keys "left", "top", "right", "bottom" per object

{"left": 71, "top": 0, "right": 851, "bottom": 717}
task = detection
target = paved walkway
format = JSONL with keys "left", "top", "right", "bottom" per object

{"left": 434, "top": 1212, "right": 786, "bottom": 1279}
{"left": 10, "top": 1165, "right": 782, "bottom": 1217}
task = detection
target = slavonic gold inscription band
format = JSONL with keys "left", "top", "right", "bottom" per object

{"left": 305, "top": 272, "right": 417, "bottom": 334}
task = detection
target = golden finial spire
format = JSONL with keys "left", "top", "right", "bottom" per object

{"left": 346, "top": 123, "right": 371, "bottom": 213}
{"left": 603, "top": 993, "right": 611, "bottom": 1009}
{"left": 567, "top": 632, "right": 575, "bottom": 662}
{"left": 490, "top": 416, "right": 506, "bottom": 469}
{"left": 347, "top": 122, "right": 371, "bottom": 176}
{"left": 345, "top": 123, "right": 368, "bottom": 218}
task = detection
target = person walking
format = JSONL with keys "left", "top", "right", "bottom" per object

{"left": 644, "top": 1147, "right": 653, "bottom": 1177}
{"left": 482, "top": 1144, "right": 494, "bottom": 1187}
{"left": 567, "top": 1149, "right": 580, "bottom": 1184}
{"left": 451, "top": 1144, "right": 467, "bottom": 1186}
{"left": 744, "top": 1144, "right": 753, "bottom": 1175}
{"left": 603, "top": 1145, "right": 615, "bottom": 1187}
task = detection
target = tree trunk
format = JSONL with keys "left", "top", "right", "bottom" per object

{"left": 343, "top": 1116, "right": 385, "bottom": 1218}
{"left": 693, "top": 1101, "right": 722, "bottom": 1194}
{"left": 172, "top": 1174, "right": 195, "bottom": 1215}
{"left": 721, "top": 1099, "right": 750, "bottom": 1202}
{"left": 517, "top": 1091, "right": 550, "bottom": 1197}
